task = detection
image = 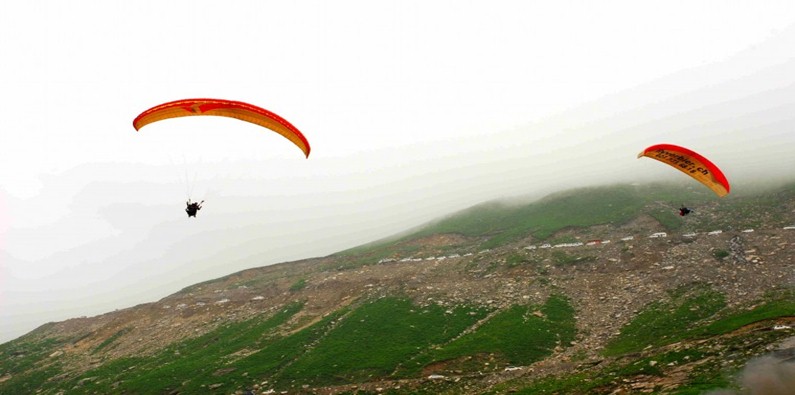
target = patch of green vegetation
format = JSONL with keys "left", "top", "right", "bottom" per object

{"left": 406, "top": 295, "right": 576, "bottom": 377}
{"left": 289, "top": 278, "right": 307, "bottom": 292}
{"left": 0, "top": 363, "right": 63, "bottom": 395}
{"left": 0, "top": 336, "right": 69, "bottom": 392}
{"left": 55, "top": 302, "right": 304, "bottom": 394}
{"left": 234, "top": 308, "right": 350, "bottom": 382}
{"left": 275, "top": 298, "right": 490, "bottom": 386}
{"left": 605, "top": 288, "right": 795, "bottom": 361}
{"left": 477, "top": 186, "right": 648, "bottom": 248}
{"left": 580, "top": 288, "right": 795, "bottom": 395}
{"left": 502, "top": 324, "right": 795, "bottom": 395}
{"left": 500, "top": 349, "right": 708, "bottom": 394}
{"left": 92, "top": 327, "right": 132, "bottom": 354}
{"left": 603, "top": 286, "right": 726, "bottom": 356}
{"left": 135, "top": 306, "right": 353, "bottom": 394}
{"left": 0, "top": 338, "right": 69, "bottom": 394}
{"left": 676, "top": 329, "right": 793, "bottom": 394}
{"left": 673, "top": 367, "right": 735, "bottom": 395}
{"left": 711, "top": 249, "right": 730, "bottom": 261}
{"left": 1, "top": 336, "right": 61, "bottom": 374}
{"left": 696, "top": 290, "right": 795, "bottom": 336}
{"left": 668, "top": 328, "right": 793, "bottom": 395}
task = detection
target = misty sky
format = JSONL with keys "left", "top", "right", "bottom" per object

{"left": 2, "top": 1, "right": 795, "bottom": 343}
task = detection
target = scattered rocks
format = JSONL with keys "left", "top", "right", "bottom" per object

{"left": 729, "top": 235, "right": 748, "bottom": 264}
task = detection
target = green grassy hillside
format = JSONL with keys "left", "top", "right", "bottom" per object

{"left": 0, "top": 296, "right": 575, "bottom": 394}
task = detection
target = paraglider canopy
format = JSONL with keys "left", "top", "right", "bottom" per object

{"left": 638, "top": 144, "right": 730, "bottom": 197}
{"left": 133, "top": 98, "right": 310, "bottom": 158}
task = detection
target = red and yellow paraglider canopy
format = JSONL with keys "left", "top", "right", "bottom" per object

{"left": 638, "top": 144, "right": 730, "bottom": 197}
{"left": 133, "top": 98, "right": 310, "bottom": 158}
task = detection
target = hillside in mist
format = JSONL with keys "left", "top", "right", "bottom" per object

{"left": 1, "top": 182, "right": 794, "bottom": 394}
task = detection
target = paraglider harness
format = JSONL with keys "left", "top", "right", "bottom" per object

{"left": 186, "top": 199, "right": 204, "bottom": 217}
{"left": 679, "top": 206, "right": 692, "bottom": 216}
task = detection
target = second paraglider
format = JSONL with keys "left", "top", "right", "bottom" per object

{"left": 637, "top": 143, "right": 730, "bottom": 197}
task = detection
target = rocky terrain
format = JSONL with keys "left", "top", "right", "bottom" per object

{"left": 2, "top": 184, "right": 794, "bottom": 394}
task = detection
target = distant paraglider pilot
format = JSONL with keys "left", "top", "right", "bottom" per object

{"left": 186, "top": 199, "right": 204, "bottom": 218}
{"left": 679, "top": 206, "right": 692, "bottom": 216}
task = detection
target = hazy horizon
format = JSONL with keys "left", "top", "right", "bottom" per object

{"left": 3, "top": 1, "right": 795, "bottom": 343}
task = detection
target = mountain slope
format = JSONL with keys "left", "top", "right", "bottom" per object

{"left": 1, "top": 182, "right": 794, "bottom": 394}
{"left": 339, "top": 182, "right": 795, "bottom": 264}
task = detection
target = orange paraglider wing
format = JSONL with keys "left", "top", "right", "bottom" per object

{"left": 133, "top": 99, "right": 310, "bottom": 158}
{"left": 638, "top": 144, "right": 729, "bottom": 197}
